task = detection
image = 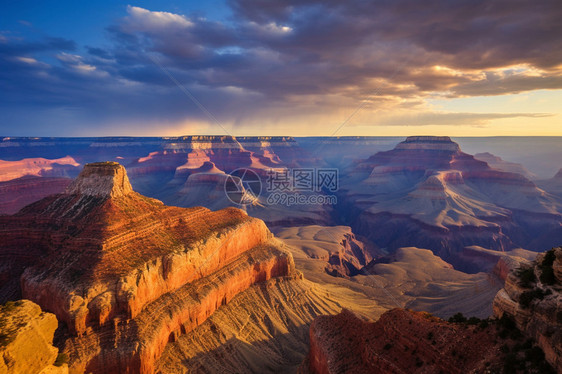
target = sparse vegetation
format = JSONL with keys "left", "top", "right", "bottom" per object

{"left": 501, "top": 339, "right": 555, "bottom": 374}
{"left": 0, "top": 332, "right": 14, "bottom": 347}
{"left": 448, "top": 312, "right": 467, "bottom": 323}
{"left": 516, "top": 266, "right": 536, "bottom": 288}
{"left": 54, "top": 353, "right": 69, "bottom": 367}
{"left": 466, "top": 316, "right": 481, "bottom": 325}
{"left": 539, "top": 249, "right": 557, "bottom": 285}
{"left": 492, "top": 316, "right": 556, "bottom": 373}
{"left": 0, "top": 300, "right": 24, "bottom": 347}
{"left": 496, "top": 315, "right": 522, "bottom": 340}
{"left": 519, "top": 288, "right": 551, "bottom": 309}
{"left": 478, "top": 319, "right": 489, "bottom": 329}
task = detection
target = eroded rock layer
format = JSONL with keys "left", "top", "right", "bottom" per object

{"left": 493, "top": 247, "right": 562, "bottom": 372}
{"left": 342, "top": 136, "right": 562, "bottom": 265}
{"left": 302, "top": 308, "right": 504, "bottom": 374}
{"left": 0, "top": 162, "right": 294, "bottom": 373}
{"left": 64, "top": 244, "right": 294, "bottom": 374}
{"left": 0, "top": 300, "right": 67, "bottom": 374}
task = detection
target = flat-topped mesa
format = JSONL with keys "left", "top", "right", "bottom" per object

{"left": 0, "top": 161, "right": 295, "bottom": 373}
{"left": 165, "top": 135, "right": 244, "bottom": 151}
{"left": 360, "top": 136, "right": 470, "bottom": 174}
{"left": 65, "top": 162, "right": 133, "bottom": 198}
{"left": 395, "top": 136, "right": 461, "bottom": 152}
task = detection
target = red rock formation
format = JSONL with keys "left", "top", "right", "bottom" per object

{"left": 0, "top": 300, "right": 67, "bottom": 374}
{"left": 456, "top": 246, "right": 537, "bottom": 278}
{"left": 0, "top": 156, "right": 79, "bottom": 182}
{"left": 303, "top": 308, "right": 504, "bottom": 374}
{"left": 0, "top": 176, "right": 71, "bottom": 215}
{"left": 344, "top": 136, "right": 561, "bottom": 263}
{"left": 324, "top": 231, "right": 374, "bottom": 278}
{"left": 474, "top": 152, "right": 537, "bottom": 179}
{"left": 0, "top": 161, "right": 294, "bottom": 373}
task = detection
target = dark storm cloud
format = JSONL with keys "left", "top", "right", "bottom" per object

{"left": 0, "top": 0, "right": 561, "bottom": 135}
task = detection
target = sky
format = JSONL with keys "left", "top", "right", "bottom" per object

{"left": 0, "top": 0, "right": 561, "bottom": 137}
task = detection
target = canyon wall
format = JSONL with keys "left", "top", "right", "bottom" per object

{"left": 0, "top": 162, "right": 295, "bottom": 373}
{"left": 303, "top": 308, "right": 504, "bottom": 374}
{"left": 493, "top": 247, "right": 562, "bottom": 372}
{"left": 0, "top": 300, "right": 67, "bottom": 374}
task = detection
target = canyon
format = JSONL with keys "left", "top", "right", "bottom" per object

{"left": 298, "top": 246, "right": 562, "bottom": 374}
{"left": 339, "top": 136, "right": 562, "bottom": 269}
{"left": 0, "top": 136, "right": 561, "bottom": 373}
{"left": 0, "top": 162, "right": 295, "bottom": 373}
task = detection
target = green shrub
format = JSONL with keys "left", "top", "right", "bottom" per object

{"left": 540, "top": 266, "right": 556, "bottom": 285}
{"left": 539, "top": 249, "right": 557, "bottom": 285}
{"left": 448, "top": 312, "right": 467, "bottom": 323}
{"left": 543, "top": 249, "right": 556, "bottom": 267}
{"left": 520, "top": 288, "right": 547, "bottom": 308}
{"left": 54, "top": 353, "right": 69, "bottom": 367}
{"left": 516, "top": 266, "right": 536, "bottom": 288}
{"left": 467, "top": 316, "right": 481, "bottom": 325}
{"left": 478, "top": 319, "right": 489, "bottom": 329}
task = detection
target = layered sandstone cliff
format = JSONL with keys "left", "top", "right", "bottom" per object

{"left": 0, "top": 162, "right": 294, "bottom": 373}
{"left": 493, "top": 247, "right": 562, "bottom": 372}
{"left": 0, "top": 300, "right": 67, "bottom": 374}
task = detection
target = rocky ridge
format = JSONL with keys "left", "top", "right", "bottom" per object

{"left": 0, "top": 300, "right": 67, "bottom": 374}
{"left": 493, "top": 246, "right": 562, "bottom": 372}
{"left": 341, "top": 136, "right": 562, "bottom": 266}
{"left": 0, "top": 176, "right": 71, "bottom": 215}
{"left": 302, "top": 308, "right": 503, "bottom": 374}
{"left": 0, "top": 162, "right": 295, "bottom": 373}
{"left": 301, "top": 305, "right": 556, "bottom": 374}
{"left": 0, "top": 156, "right": 79, "bottom": 182}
